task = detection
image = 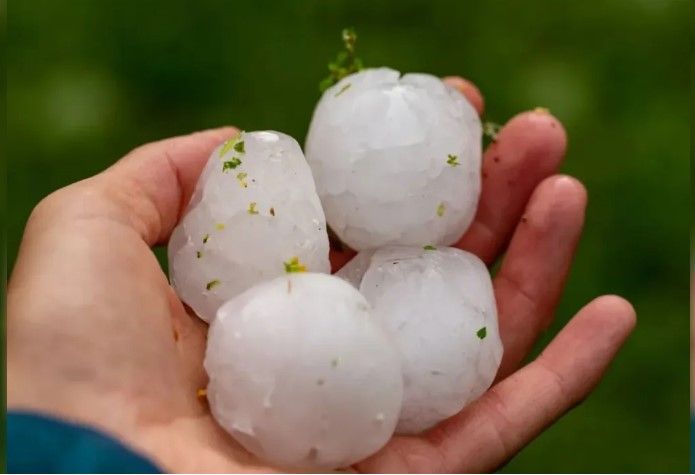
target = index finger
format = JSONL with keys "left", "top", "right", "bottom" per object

{"left": 455, "top": 109, "right": 568, "bottom": 264}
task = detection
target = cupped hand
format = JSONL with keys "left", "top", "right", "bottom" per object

{"left": 7, "top": 77, "right": 635, "bottom": 473}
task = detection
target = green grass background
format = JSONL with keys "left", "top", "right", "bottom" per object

{"left": 7, "top": 0, "right": 690, "bottom": 472}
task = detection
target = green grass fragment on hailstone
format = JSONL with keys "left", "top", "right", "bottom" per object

{"left": 283, "top": 256, "right": 307, "bottom": 273}
{"left": 223, "top": 158, "right": 242, "bottom": 171}
{"left": 319, "top": 27, "right": 364, "bottom": 92}
{"left": 335, "top": 83, "right": 351, "bottom": 96}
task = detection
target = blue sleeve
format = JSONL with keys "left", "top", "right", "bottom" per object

{"left": 7, "top": 411, "right": 161, "bottom": 473}
{"left": 691, "top": 416, "right": 695, "bottom": 473}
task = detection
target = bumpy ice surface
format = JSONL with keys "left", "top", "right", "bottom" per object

{"left": 205, "top": 273, "right": 403, "bottom": 470}
{"left": 168, "top": 131, "right": 330, "bottom": 322}
{"left": 305, "top": 68, "right": 482, "bottom": 250}
{"left": 337, "top": 246, "right": 503, "bottom": 434}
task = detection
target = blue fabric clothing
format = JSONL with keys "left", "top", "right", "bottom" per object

{"left": 7, "top": 411, "right": 161, "bottom": 473}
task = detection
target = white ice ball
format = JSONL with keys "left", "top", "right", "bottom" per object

{"left": 305, "top": 68, "right": 482, "bottom": 251}
{"left": 168, "top": 131, "right": 330, "bottom": 322}
{"left": 336, "top": 246, "right": 503, "bottom": 434}
{"left": 205, "top": 273, "right": 403, "bottom": 470}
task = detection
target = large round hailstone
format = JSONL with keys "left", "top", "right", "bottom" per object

{"left": 205, "top": 273, "right": 403, "bottom": 470}
{"left": 168, "top": 131, "right": 330, "bottom": 322}
{"left": 336, "top": 246, "right": 503, "bottom": 434}
{"left": 305, "top": 68, "right": 482, "bottom": 251}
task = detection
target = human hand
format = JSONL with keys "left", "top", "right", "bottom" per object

{"left": 7, "top": 77, "right": 635, "bottom": 473}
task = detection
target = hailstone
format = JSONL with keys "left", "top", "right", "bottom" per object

{"left": 168, "top": 131, "right": 330, "bottom": 322}
{"left": 305, "top": 68, "right": 482, "bottom": 251}
{"left": 336, "top": 246, "right": 503, "bottom": 434}
{"left": 205, "top": 273, "right": 403, "bottom": 470}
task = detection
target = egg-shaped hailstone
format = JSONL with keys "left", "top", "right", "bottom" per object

{"left": 204, "top": 272, "right": 404, "bottom": 470}
{"left": 336, "top": 246, "right": 502, "bottom": 434}
{"left": 168, "top": 131, "right": 330, "bottom": 322}
{"left": 305, "top": 68, "right": 482, "bottom": 251}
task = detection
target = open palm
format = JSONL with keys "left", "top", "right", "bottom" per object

{"left": 7, "top": 78, "right": 635, "bottom": 473}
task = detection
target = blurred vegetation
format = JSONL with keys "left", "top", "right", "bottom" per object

{"left": 7, "top": 0, "right": 689, "bottom": 472}
{"left": 1, "top": 0, "right": 6, "bottom": 468}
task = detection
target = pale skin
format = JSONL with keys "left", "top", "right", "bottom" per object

{"left": 7, "top": 77, "right": 636, "bottom": 473}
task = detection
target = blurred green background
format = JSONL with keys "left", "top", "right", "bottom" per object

{"left": 7, "top": 0, "right": 689, "bottom": 472}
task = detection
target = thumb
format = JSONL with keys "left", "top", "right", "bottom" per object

{"left": 105, "top": 126, "right": 239, "bottom": 245}
{"left": 23, "top": 126, "right": 239, "bottom": 249}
